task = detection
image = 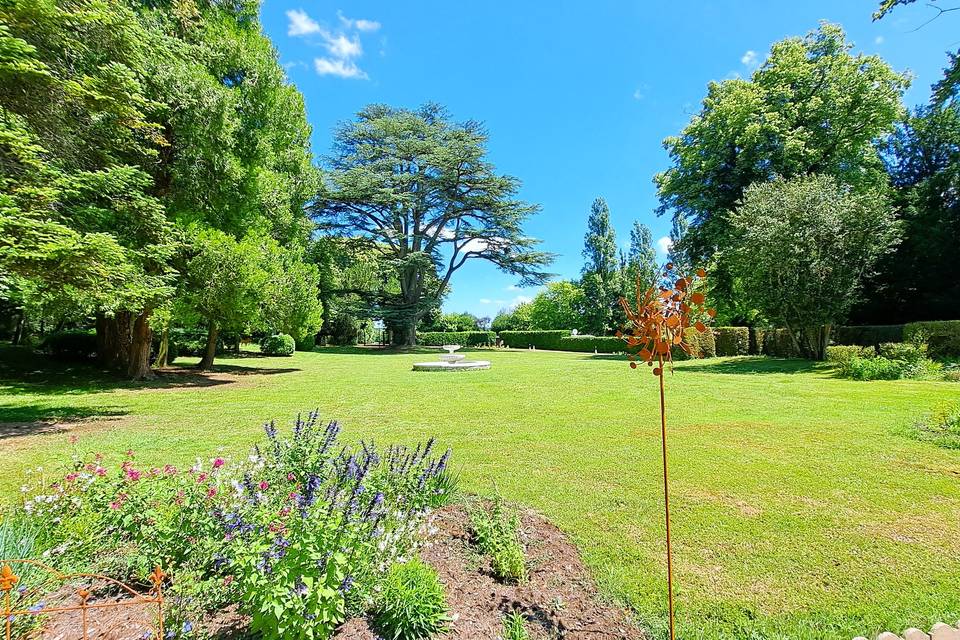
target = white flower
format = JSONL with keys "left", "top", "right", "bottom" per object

{"left": 20, "top": 485, "right": 28, "bottom": 493}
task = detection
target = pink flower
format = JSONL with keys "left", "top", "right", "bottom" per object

{"left": 258, "top": 481, "right": 269, "bottom": 491}
{"left": 125, "top": 449, "right": 135, "bottom": 458}
{"left": 197, "top": 473, "right": 209, "bottom": 483}
{"left": 163, "top": 464, "right": 177, "bottom": 475}
{"left": 223, "top": 575, "right": 234, "bottom": 586}
{"left": 109, "top": 501, "right": 121, "bottom": 510}
{"left": 280, "top": 507, "right": 291, "bottom": 517}
{"left": 65, "top": 473, "right": 78, "bottom": 483}
{"left": 287, "top": 473, "right": 296, "bottom": 482}
{"left": 94, "top": 453, "right": 103, "bottom": 462}
{"left": 95, "top": 466, "right": 107, "bottom": 477}
{"left": 206, "top": 487, "right": 217, "bottom": 498}
{"left": 126, "top": 469, "right": 141, "bottom": 482}
{"left": 212, "top": 457, "right": 225, "bottom": 469}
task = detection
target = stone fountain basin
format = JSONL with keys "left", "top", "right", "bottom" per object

{"left": 412, "top": 360, "right": 491, "bottom": 371}
{"left": 439, "top": 353, "right": 466, "bottom": 362}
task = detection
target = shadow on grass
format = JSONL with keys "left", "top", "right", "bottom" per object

{"left": 676, "top": 357, "right": 823, "bottom": 375}
{"left": 0, "top": 405, "right": 128, "bottom": 439}
{"left": 0, "top": 344, "right": 299, "bottom": 398}
{"left": 311, "top": 345, "right": 492, "bottom": 356}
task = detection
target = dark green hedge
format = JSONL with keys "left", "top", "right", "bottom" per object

{"left": 761, "top": 329, "right": 802, "bottom": 358}
{"left": 41, "top": 330, "right": 97, "bottom": 361}
{"left": 499, "top": 330, "right": 569, "bottom": 350}
{"left": 714, "top": 327, "right": 749, "bottom": 356}
{"left": 558, "top": 335, "right": 624, "bottom": 353}
{"left": 904, "top": 320, "right": 960, "bottom": 358}
{"left": 832, "top": 325, "right": 905, "bottom": 348}
{"left": 417, "top": 331, "right": 496, "bottom": 347}
{"left": 672, "top": 326, "right": 716, "bottom": 360}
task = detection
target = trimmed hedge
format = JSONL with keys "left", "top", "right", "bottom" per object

{"left": 904, "top": 320, "right": 960, "bottom": 358}
{"left": 295, "top": 334, "right": 317, "bottom": 352}
{"left": 674, "top": 326, "right": 716, "bottom": 359}
{"left": 260, "top": 333, "right": 295, "bottom": 356}
{"left": 714, "top": 327, "right": 749, "bottom": 357}
{"left": 42, "top": 330, "right": 97, "bottom": 361}
{"left": 826, "top": 345, "right": 875, "bottom": 364}
{"left": 748, "top": 327, "right": 765, "bottom": 356}
{"left": 417, "top": 331, "right": 496, "bottom": 347}
{"left": 558, "top": 335, "right": 624, "bottom": 353}
{"left": 499, "top": 330, "right": 569, "bottom": 350}
{"left": 833, "top": 325, "right": 904, "bottom": 348}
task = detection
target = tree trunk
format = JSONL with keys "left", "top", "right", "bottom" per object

{"left": 393, "top": 316, "right": 417, "bottom": 347}
{"left": 12, "top": 311, "right": 24, "bottom": 346}
{"left": 153, "top": 326, "right": 169, "bottom": 368}
{"left": 96, "top": 312, "right": 132, "bottom": 369}
{"left": 199, "top": 322, "right": 218, "bottom": 370}
{"left": 127, "top": 310, "right": 154, "bottom": 380}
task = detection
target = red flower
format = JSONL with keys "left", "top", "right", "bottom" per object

{"left": 212, "top": 457, "right": 225, "bottom": 469}
{"left": 258, "top": 481, "right": 269, "bottom": 491}
{"left": 206, "top": 487, "right": 217, "bottom": 498}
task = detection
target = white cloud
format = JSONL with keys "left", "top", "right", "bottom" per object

{"left": 505, "top": 284, "right": 522, "bottom": 291}
{"left": 338, "top": 11, "right": 381, "bottom": 32}
{"left": 633, "top": 88, "right": 644, "bottom": 100}
{"left": 741, "top": 50, "right": 758, "bottom": 67}
{"left": 314, "top": 57, "right": 367, "bottom": 79}
{"left": 287, "top": 9, "right": 321, "bottom": 36}
{"left": 324, "top": 33, "right": 362, "bottom": 59}
{"left": 479, "top": 298, "right": 492, "bottom": 305}
{"left": 510, "top": 295, "right": 532, "bottom": 308}
{"left": 656, "top": 236, "right": 673, "bottom": 255}
{"left": 875, "top": 35, "right": 885, "bottom": 45}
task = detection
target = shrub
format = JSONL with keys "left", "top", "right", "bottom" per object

{"left": 558, "top": 335, "right": 623, "bottom": 353}
{"left": 761, "top": 329, "right": 801, "bottom": 358}
{"left": 295, "top": 334, "right": 316, "bottom": 352}
{"left": 417, "top": 331, "right": 496, "bottom": 347}
{"left": 259, "top": 333, "right": 295, "bottom": 356}
{"left": 468, "top": 496, "right": 527, "bottom": 584}
{"left": 171, "top": 328, "right": 228, "bottom": 357}
{"left": 748, "top": 327, "right": 765, "bottom": 356}
{"left": 909, "top": 402, "right": 960, "bottom": 449}
{"left": 498, "top": 330, "right": 569, "bottom": 350}
{"left": 373, "top": 559, "right": 449, "bottom": 640}
{"left": 878, "top": 341, "right": 925, "bottom": 361}
{"left": 41, "top": 330, "right": 97, "bottom": 361}
{"left": 501, "top": 612, "right": 531, "bottom": 640}
{"left": 713, "top": 327, "right": 749, "bottom": 356}
{"left": 841, "top": 356, "right": 903, "bottom": 380}
{"left": 904, "top": 320, "right": 960, "bottom": 358}
{"left": 826, "top": 345, "right": 875, "bottom": 365}
{"left": 833, "top": 325, "right": 904, "bottom": 348}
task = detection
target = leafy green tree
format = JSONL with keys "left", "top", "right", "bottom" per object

{"left": 314, "top": 104, "right": 553, "bottom": 346}
{"left": 854, "top": 103, "right": 960, "bottom": 322}
{"left": 656, "top": 23, "right": 909, "bottom": 313}
{"left": 622, "top": 221, "right": 658, "bottom": 297}
{"left": 728, "top": 175, "right": 899, "bottom": 360}
{"left": 181, "top": 229, "right": 266, "bottom": 369}
{"left": 491, "top": 303, "right": 533, "bottom": 332}
{"left": 528, "top": 281, "right": 586, "bottom": 332}
{"left": 579, "top": 197, "right": 620, "bottom": 334}
{"left": 260, "top": 243, "right": 324, "bottom": 343}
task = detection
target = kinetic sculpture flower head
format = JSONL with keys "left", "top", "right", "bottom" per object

{"left": 617, "top": 263, "right": 714, "bottom": 375}
{"left": 617, "top": 262, "right": 713, "bottom": 640}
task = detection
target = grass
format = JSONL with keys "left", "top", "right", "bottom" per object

{"left": 2, "top": 344, "right": 960, "bottom": 639}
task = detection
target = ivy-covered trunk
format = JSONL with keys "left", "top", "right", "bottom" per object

{"left": 199, "top": 322, "right": 219, "bottom": 370}
{"left": 127, "top": 310, "right": 154, "bottom": 380}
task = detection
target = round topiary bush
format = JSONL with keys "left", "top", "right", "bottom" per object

{"left": 260, "top": 333, "right": 295, "bottom": 356}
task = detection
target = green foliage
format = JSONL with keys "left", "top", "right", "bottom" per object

{"left": 417, "top": 331, "right": 496, "bottom": 347}
{"left": 373, "top": 559, "right": 449, "bottom": 640}
{"left": 41, "top": 330, "right": 98, "bottom": 362}
{"left": 728, "top": 175, "right": 899, "bottom": 360}
{"left": 713, "top": 327, "right": 749, "bottom": 357}
{"left": 260, "top": 333, "right": 295, "bottom": 356}
{"left": 501, "top": 612, "right": 531, "bottom": 640}
{"left": 878, "top": 341, "right": 926, "bottom": 361}
{"left": 559, "top": 335, "right": 624, "bottom": 353}
{"left": 826, "top": 345, "right": 876, "bottom": 365}
{"left": 491, "top": 303, "right": 533, "bottom": 332}
{"left": 908, "top": 402, "right": 960, "bottom": 449}
{"left": 656, "top": 23, "right": 908, "bottom": 312}
{"left": 904, "top": 321, "right": 960, "bottom": 358}
{"left": 672, "top": 326, "right": 716, "bottom": 360}
{"left": 295, "top": 334, "right": 317, "bottom": 352}
{"left": 580, "top": 198, "right": 620, "bottom": 334}
{"left": 313, "top": 103, "right": 553, "bottom": 345}
{"left": 468, "top": 496, "right": 527, "bottom": 584}
{"left": 841, "top": 356, "right": 907, "bottom": 380}
{"left": 832, "top": 325, "right": 905, "bottom": 348}
{"left": 761, "top": 329, "right": 802, "bottom": 358}
{"left": 528, "top": 281, "right": 586, "bottom": 331}
{"left": 499, "top": 330, "right": 570, "bottom": 350}
{"left": 421, "top": 312, "right": 481, "bottom": 333}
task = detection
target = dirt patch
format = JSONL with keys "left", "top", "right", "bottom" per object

{"left": 37, "top": 580, "right": 160, "bottom": 640}
{"left": 417, "top": 503, "right": 643, "bottom": 639}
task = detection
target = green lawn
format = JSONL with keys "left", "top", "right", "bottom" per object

{"left": 2, "top": 344, "right": 959, "bottom": 639}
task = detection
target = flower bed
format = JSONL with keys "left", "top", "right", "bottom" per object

{"left": 11, "top": 412, "right": 455, "bottom": 639}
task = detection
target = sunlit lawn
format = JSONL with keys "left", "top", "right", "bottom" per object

{"left": 2, "top": 344, "right": 959, "bottom": 639}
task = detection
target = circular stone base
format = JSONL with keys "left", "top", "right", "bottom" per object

{"left": 412, "top": 360, "right": 491, "bottom": 371}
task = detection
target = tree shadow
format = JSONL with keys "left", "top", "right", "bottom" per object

{"left": 313, "top": 345, "right": 492, "bottom": 356}
{"left": 0, "top": 406, "right": 128, "bottom": 440}
{"left": 675, "top": 357, "right": 824, "bottom": 375}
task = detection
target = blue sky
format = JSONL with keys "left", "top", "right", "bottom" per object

{"left": 260, "top": 1, "right": 957, "bottom": 319}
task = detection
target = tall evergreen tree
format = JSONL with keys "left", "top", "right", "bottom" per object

{"left": 580, "top": 197, "right": 619, "bottom": 334}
